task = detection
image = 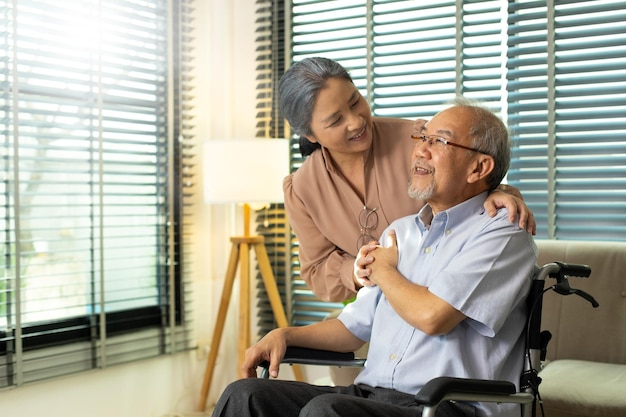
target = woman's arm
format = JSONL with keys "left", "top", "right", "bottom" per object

{"left": 283, "top": 175, "right": 359, "bottom": 302}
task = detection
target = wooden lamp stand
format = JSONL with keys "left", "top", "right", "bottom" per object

{"left": 197, "top": 204, "right": 303, "bottom": 411}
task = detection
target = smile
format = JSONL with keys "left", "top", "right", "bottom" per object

{"left": 349, "top": 125, "right": 366, "bottom": 141}
{"left": 412, "top": 164, "right": 433, "bottom": 175}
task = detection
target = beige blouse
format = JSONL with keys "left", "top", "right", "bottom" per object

{"left": 283, "top": 117, "right": 425, "bottom": 302}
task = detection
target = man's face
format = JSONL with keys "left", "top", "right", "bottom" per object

{"left": 408, "top": 106, "right": 483, "bottom": 212}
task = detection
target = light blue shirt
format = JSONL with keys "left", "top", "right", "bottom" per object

{"left": 338, "top": 192, "right": 538, "bottom": 417}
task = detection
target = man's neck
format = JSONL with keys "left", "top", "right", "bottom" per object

{"left": 427, "top": 186, "right": 489, "bottom": 216}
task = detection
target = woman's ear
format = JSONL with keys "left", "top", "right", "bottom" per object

{"left": 303, "top": 134, "right": 317, "bottom": 144}
{"left": 467, "top": 155, "right": 495, "bottom": 184}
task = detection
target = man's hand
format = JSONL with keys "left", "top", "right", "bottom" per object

{"left": 367, "top": 231, "right": 399, "bottom": 286}
{"left": 365, "top": 231, "right": 467, "bottom": 335}
{"left": 354, "top": 232, "right": 401, "bottom": 287}
{"left": 241, "top": 328, "right": 287, "bottom": 379}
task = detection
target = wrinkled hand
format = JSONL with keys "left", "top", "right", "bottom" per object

{"left": 412, "top": 118, "right": 427, "bottom": 136}
{"left": 354, "top": 240, "right": 379, "bottom": 287}
{"left": 367, "top": 231, "right": 399, "bottom": 286}
{"left": 486, "top": 185, "right": 537, "bottom": 235}
{"left": 241, "top": 328, "right": 287, "bottom": 379}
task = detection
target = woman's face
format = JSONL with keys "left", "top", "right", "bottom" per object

{"left": 306, "top": 77, "right": 373, "bottom": 159}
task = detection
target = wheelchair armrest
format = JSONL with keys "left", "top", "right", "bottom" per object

{"left": 281, "top": 346, "right": 365, "bottom": 366}
{"left": 259, "top": 346, "right": 366, "bottom": 378}
{"left": 415, "top": 376, "right": 516, "bottom": 405}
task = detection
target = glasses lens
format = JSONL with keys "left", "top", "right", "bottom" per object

{"left": 357, "top": 207, "right": 379, "bottom": 251}
{"left": 357, "top": 233, "right": 376, "bottom": 251}
{"left": 359, "top": 207, "right": 378, "bottom": 229}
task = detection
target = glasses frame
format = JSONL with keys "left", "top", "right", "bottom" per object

{"left": 411, "top": 134, "right": 489, "bottom": 156}
{"left": 356, "top": 206, "right": 378, "bottom": 251}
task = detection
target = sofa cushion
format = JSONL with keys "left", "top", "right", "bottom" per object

{"left": 538, "top": 359, "right": 626, "bottom": 417}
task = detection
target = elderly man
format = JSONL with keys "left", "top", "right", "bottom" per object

{"left": 211, "top": 99, "right": 537, "bottom": 417}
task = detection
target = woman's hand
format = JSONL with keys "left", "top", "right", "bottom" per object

{"left": 353, "top": 240, "right": 379, "bottom": 288}
{"left": 485, "top": 184, "right": 536, "bottom": 235}
{"left": 411, "top": 118, "right": 427, "bottom": 136}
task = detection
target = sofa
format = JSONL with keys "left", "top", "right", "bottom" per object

{"left": 535, "top": 239, "right": 626, "bottom": 417}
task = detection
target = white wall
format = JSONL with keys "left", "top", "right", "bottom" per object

{"left": 0, "top": 1, "right": 270, "bottom": 416}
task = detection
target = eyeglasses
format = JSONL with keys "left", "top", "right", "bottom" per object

{"left": 357, "top": 206, "right": 378, "bottom": 251}
{"left": 411, "top": 134, "right": 489, "bottom": 156}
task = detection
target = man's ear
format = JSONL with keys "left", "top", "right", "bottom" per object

{"left": 467, "top": 155, "right": 495, "bottom": 184}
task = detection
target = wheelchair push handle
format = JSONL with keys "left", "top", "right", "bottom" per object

{"left": 551, "top": 261, "right": 591, "bottom": 278}
{"left": 540, "top": 261, "right": 598, "bottom": 308}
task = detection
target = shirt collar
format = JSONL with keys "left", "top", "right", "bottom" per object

{"left": 416, "top": 192, "right": 489, "bottom": 231}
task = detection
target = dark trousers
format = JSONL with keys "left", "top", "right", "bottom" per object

{"left": 211, "top": 378, "right": 477, "bottom": 417}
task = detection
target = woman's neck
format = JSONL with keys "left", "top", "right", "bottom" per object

{"left": 329, "top": 150, "right": 367, "bottom": 201}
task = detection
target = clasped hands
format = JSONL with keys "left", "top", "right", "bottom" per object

{"left": 354, "top": 230, "right": 399, "bottom": 288}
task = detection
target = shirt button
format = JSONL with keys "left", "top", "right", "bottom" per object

{"left": 445, "top": 229, "right": 451, "bottom": 235}
{"left": 424, "top": 247, "right": 431, "bottom": 253}
{"left": 389, "top": 354, "right": 397, "bottom": 360}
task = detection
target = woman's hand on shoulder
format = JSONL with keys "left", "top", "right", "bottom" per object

{"left": 411, "top": 118, "right": 427, "bottom": 136}
{"left": 485, "top": 184, "right": 536, "bottom": 235}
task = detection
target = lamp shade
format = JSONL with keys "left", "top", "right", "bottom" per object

{"left": 203, "top": 138, "right": 290, "bottom": 204}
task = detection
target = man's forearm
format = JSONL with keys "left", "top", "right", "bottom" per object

{"left": 375, "top": 268, "right": 466, "bottom": 336}
{"left": 283, "top": 318, "right": 365, "bottom": 353}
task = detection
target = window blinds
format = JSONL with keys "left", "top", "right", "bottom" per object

{"left": 254, "top": 0, "right": 292, "bottom": 336}
{"left": 257, "top": 0, "right": 626, "bottom": 328}
{"left": 0, "top": 0, "right": 194, "bottom": 387}
{"left": 506, "top": 0, "right": 626, "bottom": 239}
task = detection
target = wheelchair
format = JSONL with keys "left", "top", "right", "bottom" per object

{"left": 260, "top": 262, "right": 598, "bottom": 417}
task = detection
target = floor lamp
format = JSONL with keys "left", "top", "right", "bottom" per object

{"left": 198, "top": 138, "right": 303, "bottom": 411}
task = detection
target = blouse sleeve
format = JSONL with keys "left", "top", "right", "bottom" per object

{"left": 283, "top": 174, "right": 359, "bottom": 302}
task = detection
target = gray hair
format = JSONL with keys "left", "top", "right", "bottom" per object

{"left": 450, "top": 97, "right": 511, "bottom": 190}
{"left": 278, "top": 57, "right": 353, "bottom": 156}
